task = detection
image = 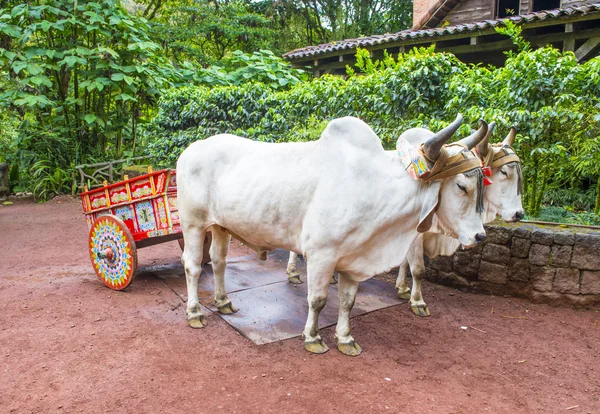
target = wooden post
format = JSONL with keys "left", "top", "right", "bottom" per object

{"left": 563, "top": 23, "right": 575, "bottom": 52}
{"left": 103, "top": 180, "right": 111, "bottom": 207}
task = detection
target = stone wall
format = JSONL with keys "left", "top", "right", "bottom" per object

{"left": 425, "top": 222, "right": 600, "bottom": 307}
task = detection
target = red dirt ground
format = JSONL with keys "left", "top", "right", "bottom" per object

{"left": 1, "top": 196, "right": 599, "bottom": 414}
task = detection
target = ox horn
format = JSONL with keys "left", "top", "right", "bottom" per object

{"left": 457, "top": 119, "right": 489, "bottom": 150}
{"left": 503, "top": 126, "right": 517, "bottom": 147}
{"left": 476, "top": 121, "right": 495, "bottom": 157}
{"left": 423, "top": 113, "right": 464, "bottom": 161}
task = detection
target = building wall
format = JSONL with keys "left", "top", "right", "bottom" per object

{"left": 561, "top": 0, "right": 599, "bottom": 8}
{"left": 425, "top": 222, "right": 600, "bottom": 307}
{"left": 414, "top": 0, "right": 598, "bottom": 30}
{"left": 413, "top": 0, "right": 445, "bottom": 29}
{"left": 444, "top": 0, "right": 494, "bottom": 25}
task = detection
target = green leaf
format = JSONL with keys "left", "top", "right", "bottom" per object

{"left": 116, "top": 93, "right": 137, "bottom": 102}
{"left": 27, "top": 64, "right": 43, "bottom": 75}
{"left": 40, "top": 20, "right": 52, "bottom": 32}
{"left": 2, "top": 50, "right": 17, "bottom": 61}
{"left": 12, "top": 61, "right": 27, "bottom": 74}
{"left": 11, "top": 4, "right": 27, "bottom": 18}
{"left": 84, "top": 114, "right": 97, "bottom": 124}
{"left": 63, "top": 56, "right": 77, "bottom": 67}
{"left": 0, "top": 23, "right": 20, "bottom": 37}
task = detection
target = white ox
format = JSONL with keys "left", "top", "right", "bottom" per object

{"left": 176, "top": 115, "right": 488, "bottom": 356}
{"left": 283, "top": 123, "right": 495, "bottom": 285}
{"left": 396, "top": 123, "right": 524, "bottom": 316}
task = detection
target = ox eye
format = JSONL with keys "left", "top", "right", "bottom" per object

{"left": 457, "top": 184, "right": 467, "bottom": 193}
{"left": 500, "top": 170, "right": 508, "bottom": 176}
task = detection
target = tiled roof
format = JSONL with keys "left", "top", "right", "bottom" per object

{"left": 283, "top": 3, "right": 600, "bottom": 61}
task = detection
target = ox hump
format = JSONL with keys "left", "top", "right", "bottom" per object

{"left": 320, "top": 117, "right": 383, "bottom": 154}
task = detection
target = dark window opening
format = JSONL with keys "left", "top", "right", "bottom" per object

{"left": 533, "top": 0, "right": 561, "bottom": 12}
{"left": 496, "top": 0, "right": 520, "bottom": 18}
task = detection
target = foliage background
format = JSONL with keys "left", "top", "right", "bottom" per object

{"left": 144, "top": 36, "right": 600, "bottom": 223}
{"left": 1, "top": 1, "right": 600, "bottom": 226}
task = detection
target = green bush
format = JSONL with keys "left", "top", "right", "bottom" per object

{"left": 146, "top": 39, "right": 600, "bottom": 222}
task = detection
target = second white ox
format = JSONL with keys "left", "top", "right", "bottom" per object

{"left": 177, "top": 115, "right": 488, "bottom": 356}
{"left": 396, "top": 123, "right": 524, "bottom": 316}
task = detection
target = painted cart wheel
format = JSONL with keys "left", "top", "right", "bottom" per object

{"left": 89, "top": 215, "right": 138, "bottom": 290}
{"left": 177, "top": 231, "right": 212, "bottom": 264}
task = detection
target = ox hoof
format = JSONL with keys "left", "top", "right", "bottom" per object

{"left": 337, "top": 339, "right": 362, "bottom": 357}
{"left": 304, "top": 338, "right": 329, "bottom": 354}
{"left": 330, "top": 273, "right": 338, "bottom": 285}
{"left": 287, "top": 275, "right": 303, "bottom": 285}
{"left": 397, "top": 288, "right": 411, "bottom": 300}
{"left": 410, "top": 303, "right": 431, "bottom": 317}
{"left": 187, "top": 314, "right": 207, "bottom": 329}
{"left": 216, "top": 301, "right": 238, "bottom": 315}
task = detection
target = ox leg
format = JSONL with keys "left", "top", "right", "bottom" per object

{"left": 303, "top": 259, "right": 335, "bottom": 354}
{"left": 396, "top": 259, "right": 411, "bottom": 300}
{"left": 211, "top": 226, "right": 237, "bottom": 314}
{"left": 408, "top": 243, "right": 430, "bottom": 317}
{"left": 330, "top": 272, "right": 338, "bottom": 285}
{"left": 182, "top": 227, "right": 207, "bottom": 328}
{"left": 286, "top": 252, "right": 303, "bottom": 285}
{"left": 335, "top": 273, "right": 362, "bottom": 356}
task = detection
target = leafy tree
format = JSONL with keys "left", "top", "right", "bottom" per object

{"left": 139, "top": 0, "right": 277, "bottom": 65}
{"left": 146, "top": 41, "right": 600, "bottom": 220}
{"left": 0, "top": 0, "right": 186, "bottom": 198}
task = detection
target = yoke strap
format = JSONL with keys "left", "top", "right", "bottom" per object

{"left": 420, "top": 144, "right": 482, "bottom": 182}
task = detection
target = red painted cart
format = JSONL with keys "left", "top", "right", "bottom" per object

{"left": 80, "top": 167, "right": 210, "bottom": 290}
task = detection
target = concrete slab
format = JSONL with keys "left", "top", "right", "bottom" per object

{"left": 139, "top": 249, "right": 401, "bottom": 345}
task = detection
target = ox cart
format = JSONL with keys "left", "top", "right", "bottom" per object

{"left": 80, "top": 167, "right": 210, "bottom": 290}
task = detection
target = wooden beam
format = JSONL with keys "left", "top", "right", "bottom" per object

{"left": 575, "top": 37, "right": 600, "bottom": 61}
{"left": 314, "top": 59, "right": 357, "bottom": 71}
{"left": 437, "top": 28, "right": 600, "bottom": 55}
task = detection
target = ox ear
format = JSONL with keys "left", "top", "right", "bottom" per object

{"left": 417, "top": 181, "right": 442, "bottom": 233}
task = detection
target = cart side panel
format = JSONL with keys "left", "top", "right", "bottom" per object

{"left": 166, "top": 192, "right": 181, "bottom": 231}
{"left": 168, "top": 170, "right": 177, "bottom": 190}
{"left": 108, "top": 184, "right": 129, "bottom": 206}
{"left": 153, "top": 197, "right": 169, "bottom": 230}
{"left": 130, "top": 178, "right": 153, "bottom": 200}
{"left": 89, "top": 191, "right": 108, "bottom": 210}
{"left": 113, "top": 205, "right": 137, "bottom": 233}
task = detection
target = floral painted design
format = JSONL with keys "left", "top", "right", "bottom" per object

{"left": 89, "top": 217, "right": 135, "bottom": 290}
{"left": 136, "top": 201, "right": 156, "bottom": 232}
{"left": 132, "top": 186, "right": 152, "bottom": 199}
{"left": 111, "top": 191, "right": 129, "bottom": 204}
{"left": 91, "top": 196, "right": 107, "bottom": 209}
{"left": 155, "top": 198, "right": 168, "bottom": 229}
{"left": 156, "top": 174, "right": 166, "bottom": 193}
{"left": 168, "top": 196, "right": 178, "bottom": 211}
{"left": 115, "top": 205, "right": 134, "bottom": 221}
